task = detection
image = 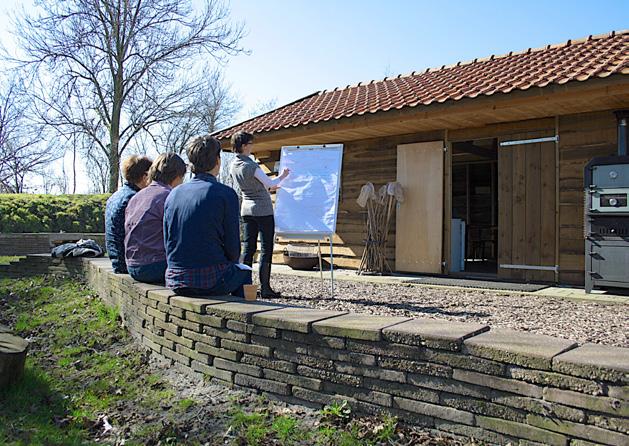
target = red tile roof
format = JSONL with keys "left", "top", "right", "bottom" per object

{"left": 214, "top": 31, "right": 629, "bottom": 141}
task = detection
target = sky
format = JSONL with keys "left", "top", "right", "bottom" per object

{"left": 0, "top": 0, "right": 628, "bottom": 192}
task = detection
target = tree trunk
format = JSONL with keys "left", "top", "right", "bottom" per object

{"left": 0, "top": 333, "right": 29, "bottom": 389}
{"left": 108, "top": 145, "right": 120, "bottom": 193}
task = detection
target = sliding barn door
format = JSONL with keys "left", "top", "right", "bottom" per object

{"left": 498, "top": 132, "right": 557, "bottom": 282}
{"left": 395, "top": 141, "right": 444, "bottom": 273}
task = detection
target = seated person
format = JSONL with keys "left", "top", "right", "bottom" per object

{"left": 105, "top": 155, "right": 152, "bottom": 273}
{"left": 124, "top": 153, "right": 186, "bottom": 283}
{"left": 163, "top": 135, "right": 252, "bottom": 297}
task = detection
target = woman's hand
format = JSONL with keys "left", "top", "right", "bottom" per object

{"left": 279, "top": 168, "right": 290, "bottom": 180}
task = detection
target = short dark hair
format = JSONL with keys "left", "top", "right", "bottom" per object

{"left": 187, "top": 135, "right": 222, "bottom": 174}
{"left": 121, "top": 155, "right": 152, "bottom": 185}
{"left": 231, "top": 131, "right": 254, "bottom": 154}
{"left": 148, "top": 153, "right": 187, "bottom": 184}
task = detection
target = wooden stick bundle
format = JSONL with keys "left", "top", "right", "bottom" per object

{"left": 357, "top": 182, "right": 404, "bottom": 274}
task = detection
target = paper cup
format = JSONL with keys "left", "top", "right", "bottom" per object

{"left": 243, "top": 284, "right": 258, "bottom": 301}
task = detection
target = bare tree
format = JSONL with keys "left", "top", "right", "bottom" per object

{"left": 159, "top": 65, "right": 240, "bottom": 154}
{"left": 0, "top": 76, "right": 62, "bottom": 193}
{"left": 12, "top": 0, "right": 244, "bottom": 192}
{"left": 248, "top": 98, "right": 278, "bottom": 118}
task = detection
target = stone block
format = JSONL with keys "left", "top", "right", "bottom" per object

{"left": 383, "top": 318, "right": 488, "bottom": 351}
{"left": 144, "top": 331, "right": 175, "bottom": 351}
{"left": 544, "top": 388, "right": 628, "bottom": 417}
{"left": 308, "top": 345, "right": 376, "bottom": 366}
{"left": 169, "top": 296, "right": 227, "bottom": 313}
{"left": 312, "top": 314, "right": 410, "bottom": 341}
{"left": 323, "top": 382, "right": 392, "bottom": 407}
{"left": 196, "top": 341, "right": 240, "bottom": 362}
{"left": 345, "top": 339, "right": 422, "bottom": 359}
{"left": 491, "top": 394, "right": 585, "bottom": 422}
{"left": 463, "top": 329, "right": 577, "bottom": 370}
{"left": 234, "top": 374, "right": 290, "bottom": 395}
{"left": 181, "top": 329, "right": 219, "bottom": 348}
{"left": 297, "top": 365, "right": 362, "bottom": 387}
{"left": 335, "top": 362, "right": 406, "bottom": 383}
{"left": 588, "top": 414, "right": 629, "bottom": 434}
{"left": 291, "top": 386, "right": 355, "bottom": 407}
{"left": 422, "top": 348, "right": 506, "bottom": 376}
{"left": 205, "top": 301, "right": 284, "bottom": 322}
{"left": 241, "top": 354, "right": 296, "bottom": 374}
{"left": 282, "top": 331, "right": 345, "bottom": 349}
{"left": 477, "top": 415, "right": 568, "bottom": 446}
{"left": 214, "top": 358, "right": 262, "bottom": 377}
{"left": 274, "top": 349, "right": 333, "bottom": 370}
{"left": 165, "top": 331, "right": 194, "bottom": 349}
{"left": 408, "top": 373, "right": 490, "bottom": 400}
{"left": 157, "top": 303, "right": 185, "bottom": 320}
{"left": 225, "top": 320, "right": 279, "bottom": 339}
{"left": 153, "top": 319, "right": 181, "bottom": 336}
{"left": 440, "top": 392, "right": 526, "bottom": 423}
{"left": 186, "top": 312, "right": 224, "bottom": 328}
{"left": 252, "top": 307, "right": 347, "bottom": 333}
{"left": 608, "top": 386, "right": 629, "bottom": 401}
{"left": 175, "top": 344, "right": 196, "bottom": 360}
{"left": 253, "top": 335, "right": 308, "bottom": 355}
{"left": 190, "top": 360, "right": 233, "bottom": 382}
{"left": 146, "top": 289, "right": 174, "bottom": 305}
{"left": 379, "top": 358, "right": 452, "bottom": 378}
{"left": 434, "top": 420, "right": 518, "bottom": 445}
{"left": 393, "top": 397, "right": 475, "bottom": 425}
{"left": 506, "top": 366, "right": 604, "bottom": 395}
{"left": 527, "top": 414, "right": 628, "bottom": 446}
{"left": 453, "top": 369, "right": 543, "bottom": 398}
{"left": 169, "top": 316, "right": 202, "bottom": 333}
{"left": 162, "top": 346, "right": 191, "bottom": 366}
{"left": 363, "top": 377, "right": 439, "bottom": 403}
{"left": 552, "top": 344, "right": 629, "bottom": 383}
{"left": 264, "top": 369, "right": 322, "bottom": 391}
{"left": 221, "top": 339, "right": 271, "bottom": 358}
{"left": 204, "top": 326, "right": 248, "bottom": 343}
{"left": 145, "top": 306, "right": 167, "bottom": 322}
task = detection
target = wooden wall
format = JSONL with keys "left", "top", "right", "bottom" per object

{"left": 557, "top": 111, "right": 618, "bottom": 285}
{"left": 257, "top": 110, "right": 620, "bottom": 286}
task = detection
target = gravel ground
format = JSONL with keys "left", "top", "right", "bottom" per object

{"left": 261, "top": 273, "right": 629, "bottom": 348}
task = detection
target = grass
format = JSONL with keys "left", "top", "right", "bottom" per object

{"left": 0, "top": 255, "right": 23, "bottom": 265}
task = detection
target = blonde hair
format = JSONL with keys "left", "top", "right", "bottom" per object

{"left": 121, "top": 155, "right": 152, "bottom": 185}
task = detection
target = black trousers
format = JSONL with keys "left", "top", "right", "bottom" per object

{"left": 242, "top": 214, "right": 275, "bottom": 266}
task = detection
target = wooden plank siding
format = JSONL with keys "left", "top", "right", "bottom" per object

{"left": 557, "top": 110, "right": 618, "bottom": 285}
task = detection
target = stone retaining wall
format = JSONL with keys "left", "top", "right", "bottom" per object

{"left": 0, "top": 233, "right": 105, "bottom": 256}
{"left": 2, "top": 255, "right": 628, "bottom": 445}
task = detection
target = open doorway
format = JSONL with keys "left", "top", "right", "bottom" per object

{"left": 451, "top": 139, "right": 498, "bottom": 276}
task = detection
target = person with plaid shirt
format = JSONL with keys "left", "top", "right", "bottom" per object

{"left": 163, "top": 135, "right": 252, "bottom": 297}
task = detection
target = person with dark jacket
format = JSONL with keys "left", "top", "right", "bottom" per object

{"left": 124, "top": 153, "right": 186, "bottom": 283}
{"left": 230, "top": 131, "right": 289, "bottom": 298}
{"left": 105, "top": 155, "right": 152, "bottom": 273}
{"left": 163, "top": 135, "right": 251, "bottom": 297}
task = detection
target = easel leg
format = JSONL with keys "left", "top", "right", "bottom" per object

{"left": 329, "top": 237, "right": 334, "bottom": 298}
{"left": 317, "top": 240, "right": 324, "bottom": 295}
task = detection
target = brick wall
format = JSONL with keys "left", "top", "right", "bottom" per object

{"left": 0, "top": 233, "right": 106, "bottom": 256}
{"left": 3, "top": 255, "right": 628, "bottom": 445}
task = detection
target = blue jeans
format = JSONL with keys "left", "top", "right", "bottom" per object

{"left": 128, "top": 260, "right": 167, "bottom": 284}
{"left": 174, "top": 264, "right": 252, "bottom": 298}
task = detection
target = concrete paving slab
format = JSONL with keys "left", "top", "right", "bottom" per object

{"left": 170, "top": 295, "right": 234, "bottom": 313}
{"left": 383, "top": 318, "right": 489, "bottom": 351}
{"left": 463, "top": 329, "right": 577, "bottom": 370}
{"left": 312, "top": 314, "right": 410, "bottom": 341}
{"left": 252, "top": 307, "right": 347, "bottom": 333}
{"left": 205, "top": 301, "right": 285, "bottom": 322}
{"left": 552, "top": 343, "right": 629, "bottom": 383}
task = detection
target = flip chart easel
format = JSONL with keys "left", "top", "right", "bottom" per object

{"left": 274, "top": 144, "right": 343, "bottom": 297}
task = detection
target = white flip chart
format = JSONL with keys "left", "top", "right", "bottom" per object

{"left": 274, "top": 144, "right": 343, "bottom": 238}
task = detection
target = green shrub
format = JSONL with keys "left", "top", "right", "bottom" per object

{"left": 0, "top": 194, "right": 110, "bottom": 233}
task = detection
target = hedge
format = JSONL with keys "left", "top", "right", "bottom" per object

{"left": 0, "top": 194, "right": 110, "bottom": 233}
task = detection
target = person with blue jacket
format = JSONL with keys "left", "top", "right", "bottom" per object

{"left": 105, "top": 155, "right": 152, "bottom": 273}
{"left": 163, "top": 135, "right": 251, "bottom": 297}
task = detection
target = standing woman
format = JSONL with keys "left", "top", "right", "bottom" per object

{"left": 230, "top": 131, "right": 289, "bottom": 298}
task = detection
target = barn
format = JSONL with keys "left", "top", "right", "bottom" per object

{"left": 213, "top": 31, "right": 629, "bottom": 286}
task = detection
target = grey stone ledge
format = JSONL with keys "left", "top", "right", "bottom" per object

{"left": 205, "top": 301, "right": 285, "bottom": 322}
{"left": 252, "top": 307, "right": 347, "bottom": 333}
{"left": 312, "top": 314, "right": 410, "bottom": 341}
{"left": 383, "top": 318, "right": 489, "bottom": 351}
{"left": 552, "top": 343, "right": 629, "bottom": 384}
{"left": 169, "top": 295, "right": 232, "bottom": 313}
{"left": 462, "top": 329, "right": 577, "bottom": 370}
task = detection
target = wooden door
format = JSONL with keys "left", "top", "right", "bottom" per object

{"left": 498, "top": 132, "right": 556, "bottom": 282}
{"left": 395, "top": 141, "right": 444, "bottom": 273}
